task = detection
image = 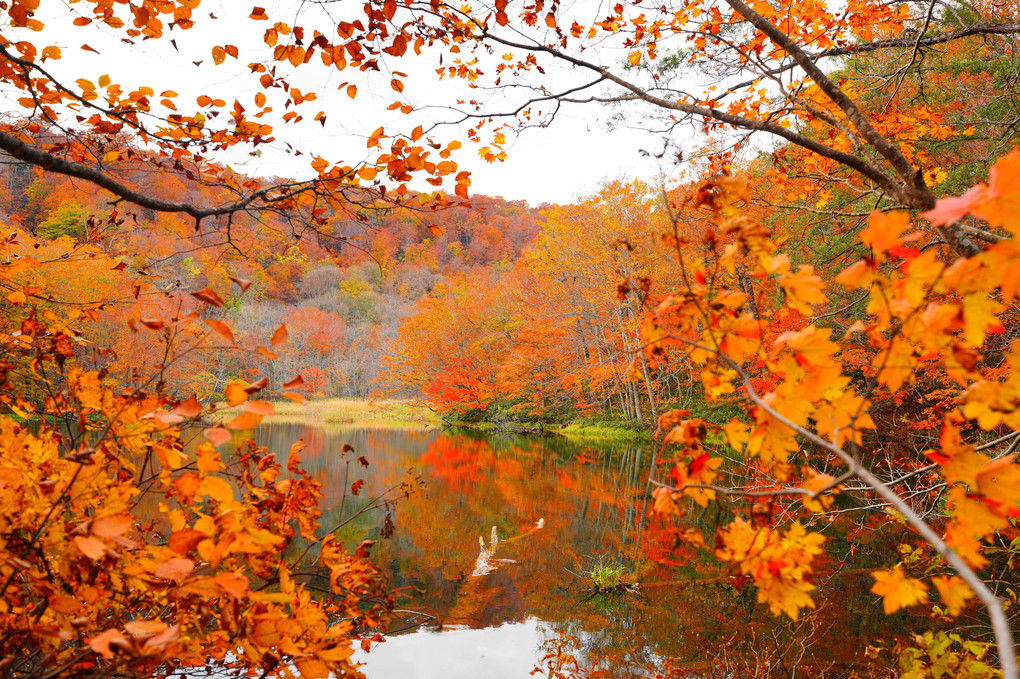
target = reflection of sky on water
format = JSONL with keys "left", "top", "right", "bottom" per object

{"left": 353, "top": 620, "right": 548, "bottom": 678}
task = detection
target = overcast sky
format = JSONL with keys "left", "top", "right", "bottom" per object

{"left": 21, "top": 0, "right": 693, "bottom": 207}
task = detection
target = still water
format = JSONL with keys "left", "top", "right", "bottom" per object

{"left": 226, "top": 421, "right": 911, "bottom": 678}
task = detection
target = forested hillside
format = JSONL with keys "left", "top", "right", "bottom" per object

{"left": 0, "top": 151, "right": 542, "bottom": 399}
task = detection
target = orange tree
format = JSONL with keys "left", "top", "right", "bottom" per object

{"left": 0, "top": 1, "right": 451, "bottom": 676}
{"left": 642, "top": 151, "right": 1020, "bottom": 677}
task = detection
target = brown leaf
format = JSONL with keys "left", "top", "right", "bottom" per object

{"left": 49, "top": 596, "right": 83, "bottom": 614}
{"left": 271, "top": 323, "right": 289, "bottom": 347}
{"left": 243, "top": 377, "right": 269, "bottom": 394}
{"left": 229, "top": 276, "right": 252, "bottom": 293}
{"left": 91, "top": 514, "right": 133, "bottom": 538}
{"left": 190, "top": 287, "right": 224, "bottom": 307}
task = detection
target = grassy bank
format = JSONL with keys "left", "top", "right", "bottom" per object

{"left": 559, "top": 421, "right": 650, "bottom": 443}
{"left": 221, "top": 399, "right": 443, "bottom": 428}
{"left": 219, "top": 398, "right": 650, "bottom": 441}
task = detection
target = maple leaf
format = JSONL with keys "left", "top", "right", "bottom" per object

{"left": 972, "top": 149, "right": 1020, "bottom": 232}
{"left": 871, "top": 567, "right": 928, "bottom": 614}
{"left": 976, "top": 455, "right": 1020, "bottom": 511}
{"left": 932, "top": 575, "right": 973, "bottom": 617}
{"left": 860, "top": 210, "right": 911, "bottom": 260}
{"left": 779, "top": 265, "right": 826, "bottom": 314}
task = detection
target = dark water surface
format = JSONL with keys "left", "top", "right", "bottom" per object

{"left": 221, "top": 421, "right": 911, "bottom": 678}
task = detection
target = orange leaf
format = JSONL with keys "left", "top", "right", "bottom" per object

{"left": 155, "top": 557, "right": 194, "bottom": 583}
{"left": 203, "top": 427, "right": 232, "bottom": 447}
{"left": 295, "top": 658, "right": 331, "bottom": 679}
{"left": 230, "top": 276, "right": 252, "bottom": 293}
{"left": 244, "top": 377, "right": 269, "bottom": 394}
{"left": 167, "top": 530, "right": 206, "bottom": 555}
{"left": 271, "top": 323, "right": 289, "bottom": 347}
{"left": 225, "top": 381, "right": 248, "bottom": 407}
{"left": 172, "top": 396, "right": 202, "bottom": 418}
{"left": 91, "top": 514, "right": 133, "bottom": 538}
{"left": 190, "top": 287, "right": 224, "bottom": 307}
{"left": 200, "top": 476, "right": 235, "bottom": 503}
{"left": 282, "top": 391, "right": 308, "bottom": 404}
{"left": 214, "top": 572, "right": 249, "bottom": 599}
{"left": 203, "top": 318, "right": 235, "bottom": 343}
{"left": 283, "top": 374, "right": 305, "bottom": 390}
{"left": 89, "top": 629, "right": 128, "bottom": 659}
{"left": 932, "top": 575, "right": 973, "bottom": 616}
{"left": 124, "top": 620, "right": 169, "bottom": 638}
{"left": 226, "top": 411, "right": 264, "bottom": 430}
{"left": 74, "top": 536, "right": 108, "bottom": 561}
{"left": 243, "top": 400, "right": 275, "bottom": 416}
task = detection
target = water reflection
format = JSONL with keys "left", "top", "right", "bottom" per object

{"left": 209, "top": 421, "right": 913, "bottom": 678}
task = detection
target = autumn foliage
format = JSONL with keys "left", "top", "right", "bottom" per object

{"left": 0, "top": 0, "right": 1019, "bottom": 675}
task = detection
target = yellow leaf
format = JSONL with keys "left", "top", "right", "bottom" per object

{"left": 932, "top": 575, "right": 973, "bottom": 616}
{"left": 200, "top": 476, "right": 235, "bottom": 503}
{"left": 871, "top": 566, "right": 928, "bottom": 614}
{"left": 196, "top": 443, "right": 223, "bottom": 474}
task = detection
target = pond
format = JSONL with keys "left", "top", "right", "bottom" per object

{"left": 221, "top": 421, "right": 919, "bottom": 678}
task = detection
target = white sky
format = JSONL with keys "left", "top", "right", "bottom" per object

{"left": 18, "top": 0, "right": 691, "bottom": 206}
